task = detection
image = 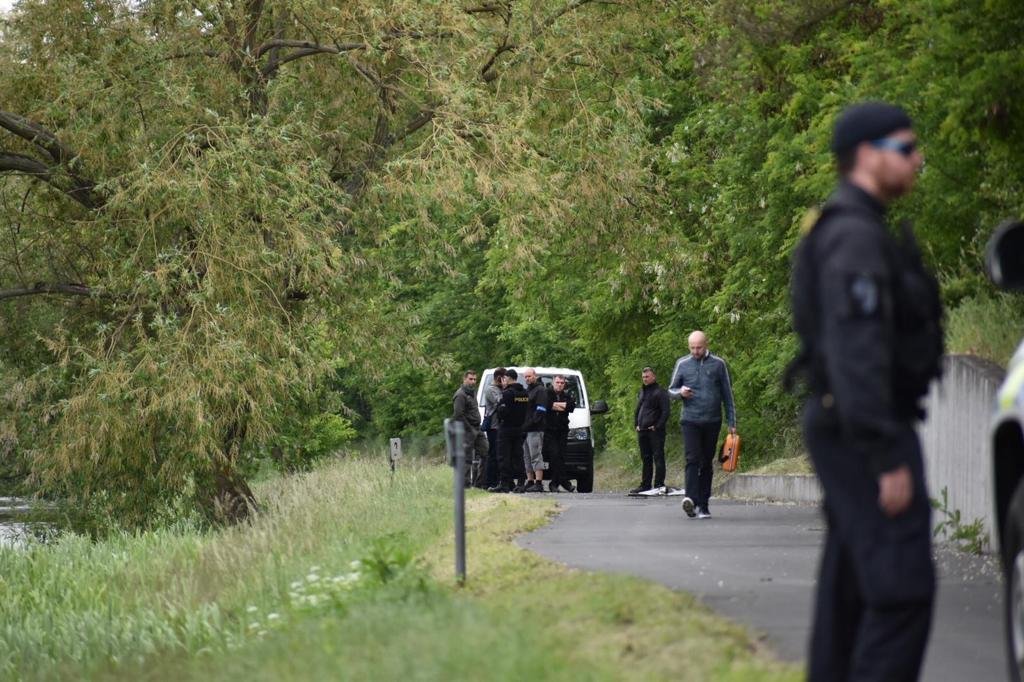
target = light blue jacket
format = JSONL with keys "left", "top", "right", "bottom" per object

{"left": 667, "top": 351, "right": 737, "bottom": 427}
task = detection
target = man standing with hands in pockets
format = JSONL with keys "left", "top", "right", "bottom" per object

{"left": 668, "top": 330, "right": 737, "bottom": 519}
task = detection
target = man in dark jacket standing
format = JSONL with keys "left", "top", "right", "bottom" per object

{"left": 543, "top": 374, "right": 577, "bottom": 492}
{"left": 523, "top": 368, "right": 549, "bottom": 492}
{"left": 668, "top": 331, "right": 737, "bottom": 518}
{"left": 630, "top": 367, "right": 670, "bottom": 495}
{"left": 790, "top": 102, "right": 939, "bottom": 682}
{"left": 491, "top": 369, "right": 529, "bottom": 493}
{"left": 482, "top": 367, "right": 506, "bottom": 489}
{"left": 452, "top": 370, "right": 488, "bottom": 488}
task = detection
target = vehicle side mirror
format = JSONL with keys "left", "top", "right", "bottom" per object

{"left": 590, "top": 400, "right": 609, "bottom": 415}
{"left": 986, "top": 219, "right": 1024, "bottom": 292}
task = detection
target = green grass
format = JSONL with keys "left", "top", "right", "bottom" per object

{"left": 0, "top": 457, "right": 800, "bottom": 681}
{"left": 748, "top": 455, "right": 814, "bottom": 476}
{"left": 946, "top": 292, "right": 1024, "bottom": 367}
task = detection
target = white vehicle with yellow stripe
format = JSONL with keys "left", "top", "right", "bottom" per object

{"left": 985, "top": 218, "right": 1024, "bottom": 682}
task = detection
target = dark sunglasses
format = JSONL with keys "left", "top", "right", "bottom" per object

{"left": 869, "top": 137, "right": 918, "bottom": 157}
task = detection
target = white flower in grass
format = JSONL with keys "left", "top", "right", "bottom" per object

{"left": 290, "top": 580, "right": 302, "bottom": 590}
{"left": 267, "top": 613, "right": 280, "bottom": 621}
{"left": 248, "top": 622, "right": 260, "bottom": 630}
{"left": 306, "top": 572, "right": 319, "bottom": 583}
{"left": 246, "top": 605, "right": 258, "bottom": 613}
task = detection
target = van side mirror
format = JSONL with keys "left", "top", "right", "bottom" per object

{"left": 590, "top": 400, "right": 609, "bottom": 415}
{"left": 986, "top": 219, "right": 1024, "bottom": 292}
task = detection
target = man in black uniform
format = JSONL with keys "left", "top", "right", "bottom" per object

{"left": 630, "top": 367, "right": 670, "bottom": 495}
{"left": 543, "top": 374, "right": 577, "bottom": 492}
{"left": 491, "top": 369, "right": 529, "bottom": 494}
{"left": 789, "top": 102, "right": 942, "bottom": 682}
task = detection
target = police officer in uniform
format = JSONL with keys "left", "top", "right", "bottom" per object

{"left": 789, "top": 102, "right": 941, "bottom": 681}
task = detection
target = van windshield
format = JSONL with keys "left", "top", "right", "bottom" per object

{"left": 480, "top": 373, "right": 586, "bottom": 409}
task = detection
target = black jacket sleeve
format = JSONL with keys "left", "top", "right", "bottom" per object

{"left": 816, "top": 216, "right": 902, "bottom": 473}
{"left": 633, "top": 390, "right": 642, "bottom": 428}
{"left": 655, "top": 388, "right": 670, "bottom": 431}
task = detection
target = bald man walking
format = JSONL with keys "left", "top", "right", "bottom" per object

{"left": 668, "top": 331, "right": 737, "bottom": 519}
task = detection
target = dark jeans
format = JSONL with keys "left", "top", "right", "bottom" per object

{"left": 681, "top": 420, "right": 721, "bottom": 511}
{"left": 498, "top": 428, "right": 525, "bottom": 487}
{"left": 485, "top": 429, "right": 500, "bottom": 488}
{"left": 637, "top": 429, "right": 666, "bottom": 488}
{"left": 464, "top": 429, "right": 488, "bottom": 488}
{"left": 543, "top": 429, "right": 569, "bottom": 484}
{"left": 804, "top": 399, "right": 934, "bottom": 681}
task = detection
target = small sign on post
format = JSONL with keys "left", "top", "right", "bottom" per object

{"left": 388, "top": 437, "right": 402, "bottom": 473}
{"left": 443, "top": 418, "right": 466, "bottom": 585}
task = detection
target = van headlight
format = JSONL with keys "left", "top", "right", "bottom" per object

{"left": 568, "top": 428, "right": 590, "bottom": 441}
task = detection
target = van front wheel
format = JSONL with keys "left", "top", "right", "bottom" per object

{"left": 575, "top": 469, "right": 593, "bottom": 493}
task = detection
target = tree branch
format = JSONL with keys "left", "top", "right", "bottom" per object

{"left": 260, "top": 42, "right": 368, "bottom": 79}
{"left": 479, "top": 0, "right": 600, "bottom": 82}
{"left": 0, "top": 110, "right": 76, "bottom": 167}
{"left": 0, "top": 152, "right": 51, "bottom": 178}
{"left": 0, "top": 151, "right": 102, "bottom": 209}
{"left": 0, "top": 282, "right": 97, "bottom": 302}
{"left": 256, "top": 39, "right": 365, "bottom": 59}
{"left": 537, "top": 0, "right": 597, "bottom": 35}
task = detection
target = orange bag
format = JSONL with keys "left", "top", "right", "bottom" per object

{"left": 720, "top": 433, "right": 741, "bottom": 472}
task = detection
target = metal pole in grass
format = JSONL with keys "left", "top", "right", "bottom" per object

{"left": 388, "top": 437, "right": 402, "bottom": 476}
{"left": 444, "top": 418, "right": 466, "bottom": 585}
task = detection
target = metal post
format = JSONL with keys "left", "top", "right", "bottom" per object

{"left": 444, "top": 418, "right": 466, "bottom": 585}
{"left": 389, "top": 437, "right": 402, "bottom": 474}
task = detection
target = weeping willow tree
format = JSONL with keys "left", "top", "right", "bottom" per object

{"left": 0, "top": 0, "right": 661, "bottom": 526}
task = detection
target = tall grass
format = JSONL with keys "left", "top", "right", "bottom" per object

{"left": 0, "top": 456, "right": 799, "bottom": 681}
{"left": 946, "top": 292, "right": 1024, "bottom": 367}
{"left": 0, "top": 458, "right": 450, "bottom": 680}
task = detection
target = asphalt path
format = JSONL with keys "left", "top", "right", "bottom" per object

{"left": 518, "top": 493, "right": 1005, "bottom": 682}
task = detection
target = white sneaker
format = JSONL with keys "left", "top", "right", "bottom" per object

{"left": 681, "top": 496, "right": 696, "bottom": 518}
{"left": 639, "top": 486, "right": 665, "bottom": 496}
{"left": 666, "top": 486, "right": 685, "bottom": 496}
{"left": 697, "top": 510, "right": 711, "bottom": 519}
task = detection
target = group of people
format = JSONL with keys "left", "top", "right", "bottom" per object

{"left": 630, "top": 330, "right": 737, "bottom": 519}
{"left": 452, "top": 367, "right": 577, "bottom": 494}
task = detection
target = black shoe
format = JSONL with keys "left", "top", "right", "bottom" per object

{"left": 548, "top": 481, "right": 560, "bottom": 493}
{"left": 629, "top": 485, "right": 651, "bottom": 496}
{"left": 560, "top": 481, "right": 575, "bottom": 493}
{"left": 488, "top": 485, "right": 511, "bottom": 494}
{"left": 524, "top": 481, "right": 539, "bottom": 493}
{"left": 512, "top": 484, "right": 527, "bottom": 494}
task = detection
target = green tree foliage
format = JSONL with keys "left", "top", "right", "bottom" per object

{"left": 3, "top": 0, "right": 1023, "bottom": 525}
{"left": 0, "top": 0, "right": 654, "bottom": 526}
{"left": 363, "top": 0, "right": 1024, "bottom": 467}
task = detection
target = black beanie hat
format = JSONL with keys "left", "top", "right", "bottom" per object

{"left": 831, "top": 101, "right": 912, "bottom": 155}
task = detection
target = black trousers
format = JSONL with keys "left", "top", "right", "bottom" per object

{"left": 803, "top": 399, "right": 934, "bottom": 682}
{"left": 542, "top": 429, "right": 568, "bottom": 484}
{"left": 681, "top": 420, "right": 721, "bottom": 511}
{"left": 485, "top": 429, "right": 500, "bottom": 488}
{"left": 464, "top": 429, "right": 488, "bottom": 488}
{"left": 498, "top": 428, "right": 525, "bottom": 487}
{"left": 637, "top": 429, "right": 666, "bottom": 488}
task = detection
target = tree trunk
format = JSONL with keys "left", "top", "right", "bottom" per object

{"left": 212, "top": 466, "right": 258, "bottom": 523}
{"left": 209, "top": 420, "right": 258, "bottom": 523}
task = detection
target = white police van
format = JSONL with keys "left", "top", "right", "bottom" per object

{"left": 477, "top": 367, "right": 608, "bottom": 492}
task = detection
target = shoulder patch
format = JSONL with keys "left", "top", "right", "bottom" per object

{"left": 847, "top": 273, "right": 881, "bottom": 317}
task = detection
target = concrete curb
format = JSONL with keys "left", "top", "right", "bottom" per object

{"left": 718, "top": 473, "right": 822, "bottom": 505}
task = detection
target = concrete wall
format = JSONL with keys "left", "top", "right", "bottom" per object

{"left": 720, "top": 474, "right": 822, "bottom": 504}
{"left": 919, "top": 354, "right": 1005, "bottom": 549}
